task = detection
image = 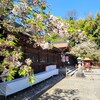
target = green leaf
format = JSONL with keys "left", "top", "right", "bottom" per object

{"left": 33, "top": 13, "right": 37, "bottom": 17}
{"left": 8, "top": 41, "right": 16, "bottom": 46}
{"left": 28, "top": 6, "right": 32, "bottom": 11}
{"left": 28, "top": 76, "right": 35, "bottom": 84}
{"left": 41, "top": 5, "right": 46, "bottom": 10}
{"left": 7, "top": 75, "right": 14, "bottom": 81}
{"left": 19, "top": 70, "right": 27, "bottom": 76}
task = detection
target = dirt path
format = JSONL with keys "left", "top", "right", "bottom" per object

{"left": 38, "top": 69, "right": 100, "bottom": 100}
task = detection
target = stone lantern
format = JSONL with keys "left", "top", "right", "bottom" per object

{"left": 77, "top": 57, "right": 82, "bottom": 65}
{"left": 75, "top": 57, "right": 85, "bottom": 77}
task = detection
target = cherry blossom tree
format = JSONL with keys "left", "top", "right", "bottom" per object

{"left": 0, "top": 0, "right": 47, "bottom": 82}
{"left": 70, "top": 40, "right": 100, "bottom": 63}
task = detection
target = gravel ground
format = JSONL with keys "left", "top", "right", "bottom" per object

{"left": 6, "top": 74, "right": 64, "bottom": 100}
{"left": 38, "top": 69, "right": 100, "bottom": 100}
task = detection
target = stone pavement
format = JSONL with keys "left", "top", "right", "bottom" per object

{"left": 38, "top": 69, "right": 100, "bottom": 100}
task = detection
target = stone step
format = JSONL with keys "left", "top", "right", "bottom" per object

{"left": 59, "top": 67, "right": 76, "bottom": 76}
{"left": 68, "top": 70, "right": 76, "bottom": 76}
{"left": 66, "top": 68, "right": 76, "bottom": 76}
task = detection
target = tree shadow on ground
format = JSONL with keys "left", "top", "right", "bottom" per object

{"left": 38, "top": 88, "right": 81, "bottom": 100}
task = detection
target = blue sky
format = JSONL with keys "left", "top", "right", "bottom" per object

{"left": 46, "top": 0, "right": 100, "bottom": 19}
